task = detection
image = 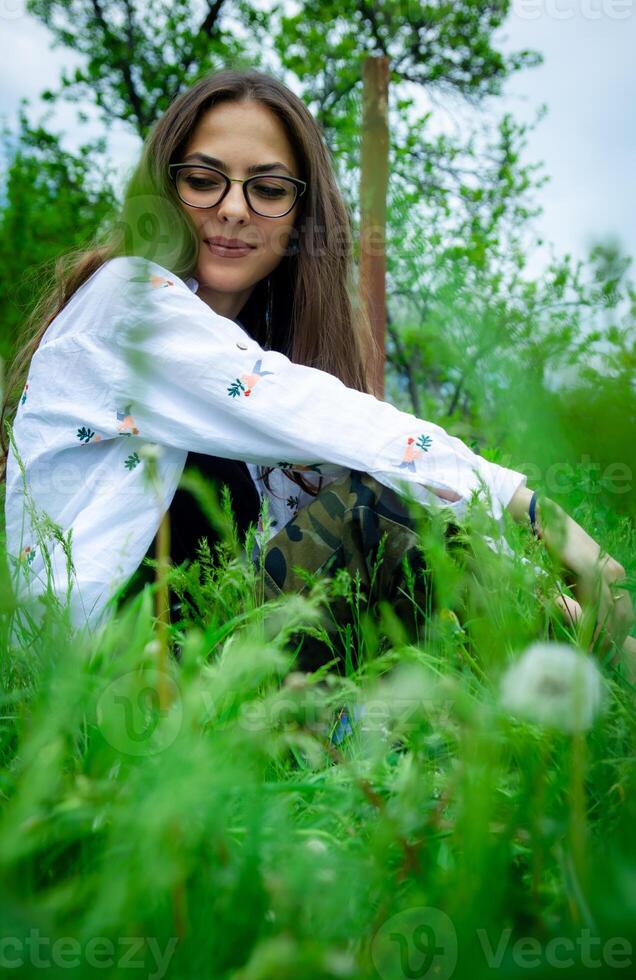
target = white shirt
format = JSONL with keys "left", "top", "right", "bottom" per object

{"left": 4, "top": 255, "right": 527, "bottom": 635}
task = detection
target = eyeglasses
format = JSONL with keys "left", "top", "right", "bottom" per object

{"left": 168, "top": 163, "right": 307, "bottom": 218}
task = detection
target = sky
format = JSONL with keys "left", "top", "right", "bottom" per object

{"left": 495, "top": 0, "right": 636, "bottom": 276}
{"left": 1, "top": 0, "right": 634, "bottom": 281}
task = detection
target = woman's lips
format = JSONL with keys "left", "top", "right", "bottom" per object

{"left": 204, "top": 240, "right": 255, "bottom": 258}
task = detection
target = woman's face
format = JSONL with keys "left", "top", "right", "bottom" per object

{"left": 177, "top": 99, "right": 302, "bottom": 320}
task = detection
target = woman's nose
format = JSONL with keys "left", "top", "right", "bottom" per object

{"left": 216, "top": 182, "right": 251, "bottom": 221}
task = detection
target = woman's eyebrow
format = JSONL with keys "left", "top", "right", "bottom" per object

{"left": 181, "top": 152, "right": 293, "bottom": 175}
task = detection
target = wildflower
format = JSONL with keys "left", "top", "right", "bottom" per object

{"left": 284, "top": 671, "right": 309, "bottom": 691}
{"left": 330, "top": 703, "right": 367, "bottom": 745}
{"left": 500, "top": 642, "right": 605, "bottom": 733}
{"left": 139, "top": 443, "right": 163, "bottom": 463}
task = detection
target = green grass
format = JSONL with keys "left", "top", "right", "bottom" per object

{"left": 0, "top": 471, "right": 635, "bottom": 980}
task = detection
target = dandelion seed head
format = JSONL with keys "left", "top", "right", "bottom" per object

{"left": 500, "top": 641, "right": 605, "bottom": 733}
{"left": 139, "top": 443, "right": 163, "bottom": 463}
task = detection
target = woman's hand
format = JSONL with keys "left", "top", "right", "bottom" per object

{"left": 543, "top": 501, "right": 632, "bottom": 655}
{"left": 529, "top": 494, "right": 634, "bottom": 659}
{"left": 506, "top": 484, "right": 634, "bottom": 660}
{"left": 548, "top": 586, "right": 636, "bottom": 685}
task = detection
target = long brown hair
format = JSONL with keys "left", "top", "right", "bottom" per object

{"left": 0, "top": 68, "right": 380, "bottom": 498}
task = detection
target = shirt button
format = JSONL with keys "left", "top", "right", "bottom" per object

{"left": 236, "top": 342, "right": 248, "bottom": 350}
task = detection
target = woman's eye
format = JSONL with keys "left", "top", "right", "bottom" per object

{"left": 186, "top": 176, "right": 221, "bottom": 190}
{"left": 252, "top": 182, "right": 287, "bottom": 198}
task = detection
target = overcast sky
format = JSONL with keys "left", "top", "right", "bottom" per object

{"left": 1, "top": 1, "right": 634, "bottom": 280}
{"left": 495, "top": 0, "right": 636, "bottom": 276}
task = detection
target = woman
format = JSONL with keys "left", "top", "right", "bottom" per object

{"left": 1, "top": 68, "right": 633, "bottom": 667}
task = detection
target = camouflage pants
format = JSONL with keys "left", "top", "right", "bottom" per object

{"left": 253, "top": 469, "right": 468, "bottom": 672}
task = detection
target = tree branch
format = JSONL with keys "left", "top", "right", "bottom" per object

{"left": 357, "top": 0, "right": 389, "bottom": 57}
{"left": 89, "top": 0, "right": 147, "bottom": 135}
{"left": 386, "top": 309, "right": 421, "bottom": 416}
{"left": 445, "top": 375, "right": 464, "bottom": 416}
{"left": 152, "top": 0, "right": 228, "bottom": 118}
{"left": 199, "top": 0, "right": 226, "bottom": 37}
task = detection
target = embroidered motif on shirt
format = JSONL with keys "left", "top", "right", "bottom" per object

{"left": 129, "top": 274, "right": 174, "bottom": 289}
{"left": 116, "top": 404, "right": 140, "bottom": 436}
{"left": 8, "top": 546, "right": 37, "bottom": 575}
{"left": 395, "top": 434, "right": 462, "bottom": 503}
{"left": 398, "top": 434, "right": 433, "bottom": 471}
{"left": 77, "top": 425, "right": 103, "bottom": 445}
{"left": 19, "top": 545, "right": 36, "bottom": 565}
{"left": 77, "top": 426, "right": 95, "bottom": 444}
{"left": 227, "top": 359, "right": 275, "bottom": 398}
{"left": 20, "top": 382, "right": 29, "bottom": 405}
{"left": 124, "top": 452, "right": 141, "bottom": 471}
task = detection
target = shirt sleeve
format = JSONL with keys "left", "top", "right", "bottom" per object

{"left": 82, "top": 255, "right": 526, "bottom": 523}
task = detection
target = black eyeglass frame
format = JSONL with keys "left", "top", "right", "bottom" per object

{"left": 168, "top": 163, "right": 307, "bottom": 218}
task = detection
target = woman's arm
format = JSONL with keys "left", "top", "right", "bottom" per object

{"left": 69, "top": 256, "right": 633, "bottom": 669}
{"left": 79, "top": 255, "right": 526, "bottom": 524}
{"left": 505, "top": 482, "right": 535, "bottom": 522}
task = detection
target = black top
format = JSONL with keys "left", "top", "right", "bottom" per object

{"left": 117, "top": 453, "right": 262, "bottom": 605}
{"left": 169, "top": 452, "right": 262, "bottom": 565}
